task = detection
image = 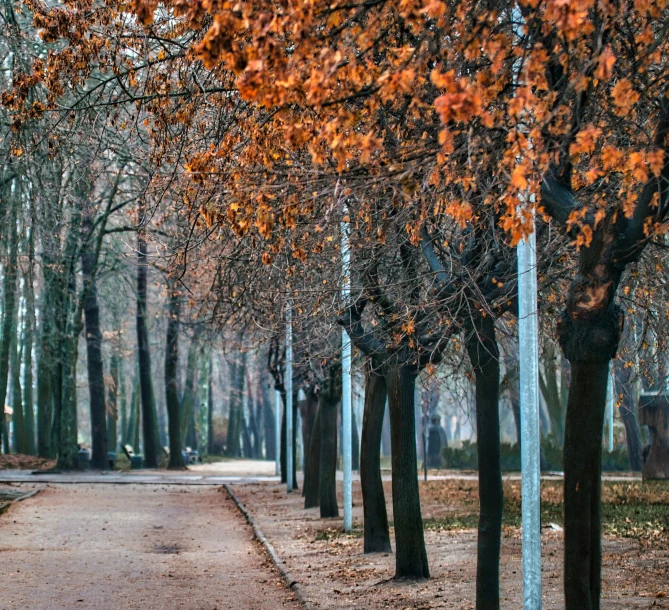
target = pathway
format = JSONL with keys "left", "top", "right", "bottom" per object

{"left": 0, "top": 483, "right": 299, "bottom": 610}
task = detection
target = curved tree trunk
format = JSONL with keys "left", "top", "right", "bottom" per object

{"left": 82, "top": 214, "right": 108, "bottom": 470}
{"left": 136, "top": 214, "right": 160, "bottom": 468}
{"left": 360, "top": 360, "right": 391, "bottom": 553}
{"left": 165, "top": 284, "right": 184, "bottom": 469}
{"left": 319, "top": 390, "right": 339, "bottom": 518}
{"left": 304, "top": 403, "right": 321, "bottom": 508}
{"left": 385, "top": 362, "right": 429, "bottom": 579}
{"left": 466, "top": 315, "right": 502, "bottom": 610}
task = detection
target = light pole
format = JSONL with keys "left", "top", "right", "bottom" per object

{"left": 341, "top": 208, "right": 352, "bottom": 532}
{"left": 286, "top": 302, "right": 294, "bottom": 492}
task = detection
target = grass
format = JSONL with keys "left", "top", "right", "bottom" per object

{"left": 420, "top": 479, "right": 669, "bottom": 543}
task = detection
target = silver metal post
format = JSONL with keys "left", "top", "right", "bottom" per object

{"left": 341, "top": 208, "right": 352, "bottom": 532}
{"left": 518, "top": 219, "right": 542, "bottom": 610}
{"left": 286, "top": 302, "right": 294, "bottom": 492}
{"left": 275, "top": 389, "right": 281, "bottom": 476}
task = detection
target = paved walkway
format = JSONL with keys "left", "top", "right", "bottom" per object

{"left": 0, "top": 483, "right": 299, "bottom": 610}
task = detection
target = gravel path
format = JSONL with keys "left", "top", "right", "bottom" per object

{"left": 0, "top": 483, "right": 300, "bottom": 610}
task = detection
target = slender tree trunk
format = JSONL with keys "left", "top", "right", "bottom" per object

{"left": 207, "top": 356, "right": 214, "bottom": 455}
{"left": 304, "top": 403, "right": 321, "bottom": 508}
{"left": 181, "top": 332, "right": 200, "bottom": 449}
{"left": 319, "top": 388, "right": 339, "bottom": 518}
{"left": 262, "top": 380, "right": 276, "bottom": 460}
{"left": 361, "top": 360, "right": 391, "bottom": 553}
{"left": 119, "top": 359, "right": 127, "bottom": 449}
{"left": 23, "top": 230, "right": 36, "bottom": 455}
{"left": 352, "top": 405, "right": 360, "bottom": 471}
{"left": 165, "top": 284, "right": 183, "bottom": 468}
{"left": 136, "top": 216, "right": 160, "bottom": 468}
{"left": 225, "top": 350, "right": 246, "bottom": 457}
{"left": 11, "top": 313, "right": 26, "bottom": 454}
{"left": 36, "top": 305, "right": 53, "bottom": 458}
{"left": 299, "top": 387, "right": 318, "bottom": 497}
{"left": 384, "top": 361, "right": 429, "bottom": 579}
{"left": 108, "top": 353, "right": 119, "bottom": 454}
{"left": 82, "top": 214, "right": 108, "bottom": 470}
{"left": 466, "top": 315, "right": 503, "bottom": 610}
{"left": 0, "top": 202, "right": 18, "bottom": 453}
{"left": 616, "top": 364, "right": 643, "bottom": 471}
{"left": 280, "top": 397, "right": 287, "bottom": 482}
{"left": 127, "top": 365, "right": 140, "bottom": 453}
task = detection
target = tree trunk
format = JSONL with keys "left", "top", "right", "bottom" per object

{"left": 559, "top": 301, "right": 621, "bottom": 610}
{"left": 616, "top": 364, "right": 643, "bottom": 471}
{"left": 108, "top": 353, "right": 119, "bottom": 454}
{"left": 119, "top": 359, "right": 127, "bottom": 450}
{"left": 304, "top": 403, "right": 321, "bottom": 508}
{"left": 299, "top": 387, "right": 318, "bottom": 497}
{"left": 352, "top": 405, "right": 360, "bottom": 471}
{"left": 319, "top": 389, "right": 339, "bottom": 518}
{"left": 136, "top": 216, "right": 160, "bottom": 468}
{"left": 181, "top": 333, "right": 200, "bottom": 449}
{"left": 165, "top": 284, "right": 184, "bottom": 469}
{"left": 225, "top": 350, "right": 246, "bottom": 457}
{"left": 207, "top": 356, "right": 214, "bottom": 455}
{"left": 22, "top": 230, "right": 36, "bottom": 455}
{"left": 360, "top": 360, "right": 391, "bottom": 553}
{"left": 11, "top": 313, "right": 26, "bottom": 454}
{"left": 466, "top": 315, "right": 503, "bottom": 610}
{"left": 280, "top": 398, "right": 287, "bottom": 482}
{"left": 262, "top": 380, "right": 276, "bottom": 460}
{"left": 82, "top": 214, "right": 108, "bottom": 470}
{"left": 385, "top": 361, "right": 429, "bottom": 579}
{"left": 36, "top": 305, "right": 53, "bottom": 458}
{"left": 0, "top": 202, "right": 18, "bottom": 454}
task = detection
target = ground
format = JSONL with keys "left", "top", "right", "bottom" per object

{"left": 0, "top": 464, "right": 667, "bottom": 609}
{"left": 0, "top": 482, "right": 298, "bottom": 610}
{"left": 232, "top": 477, "right": 669, "bottom": 609}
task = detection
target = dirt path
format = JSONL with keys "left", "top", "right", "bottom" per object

{"left": 0, "top": 483, "right": 300, "bottom": 610}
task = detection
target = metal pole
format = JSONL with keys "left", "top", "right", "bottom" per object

{"left": 518, "top": 218, "right": 542, "bottom": 610}
{"left": 286, "top": 302, "right": 294, "bottom": 492}
{"left": 341, "top": 208, "right": 352, "bottom": 532}
{"left": 274, "top": 389, "right": 281, "bottom": 476}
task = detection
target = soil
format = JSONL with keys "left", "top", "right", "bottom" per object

{"left": 0, "top": 483, "right": 299, "bottom": 610}
{"left": 233, "top": 478, "right": 669, "bottom": 609}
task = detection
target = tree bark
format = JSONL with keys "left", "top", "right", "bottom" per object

{"left": 466, "top": 315, "right": 503, "bottom": 610}
{"left": 0, "top": 201, "right": 18, "bottom": 454}
{"left": 616, "top": 364, "right": 643, "bottom": 471}
{"left": 385, "top": 361, "right": 429, "bottom": 579}
{"left": 361, "top": 360, "right": 391, "bottom": 553}
{"left": 22, "top": 229, "right": 36, "bottom": 455}
{"left": 319, "top": 384, "right": 339, "bottom": 518}
{"left": 108, "top": 353, "right": 119, "bottom": 454}
{"left": 165, "top": 284, "right": 184, "bottom": 469}
{"left": 181, "top": 333, "right": 200, "bottom": 449}
{"left": 304, "top": 402, "right": 321, "bottom": 508}
{"left": 136, "top": 214, "right": 160, "bottom": 467}
{"left": 558, "top": 299, "right": 622, "bottom": 610}
{"left": 299, "top": 386, "right": 318, "bottom": 497}
{"left": 225, "top": 350, "right": 246, "bottom": 457}
{"left": 11, "top": 312, "right": 27, "bottom": 454}
{"left": 82, "top": 214, "right": 108, "bottom": 470}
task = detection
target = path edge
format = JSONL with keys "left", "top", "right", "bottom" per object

{"left": 223, "top": 484, "right": 311, "bottom": 609}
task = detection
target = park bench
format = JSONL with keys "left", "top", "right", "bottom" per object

{"left": 123, "top": 445, "right": 144, "bottom": 470}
